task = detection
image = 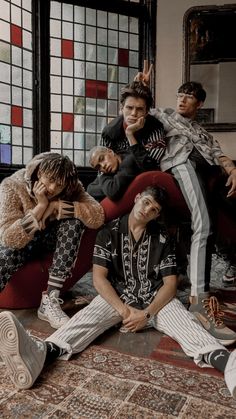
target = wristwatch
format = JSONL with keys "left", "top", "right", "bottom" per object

{"left": 144, "top": 310, "right": 151, "bottom": 319}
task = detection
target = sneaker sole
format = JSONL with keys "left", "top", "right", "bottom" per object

{"left": 0, "top": 312, "right": 34, "bottom": 389}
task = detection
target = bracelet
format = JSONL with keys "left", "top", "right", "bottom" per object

{"left": 229, "top": 167, "right": 236, "bottom": 175}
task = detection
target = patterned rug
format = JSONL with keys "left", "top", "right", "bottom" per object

{"left": 0, "top": 340, "right": 236, "bottom": 418}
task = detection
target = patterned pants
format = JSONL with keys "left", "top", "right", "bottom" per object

{"left": 47, "top": 296, "right": 224, "bottom": 366}
{"left": 0, "top": 219, "right": 83, "bottom": 292}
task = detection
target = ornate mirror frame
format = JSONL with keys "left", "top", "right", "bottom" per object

{"left": 184, "top": 5, "right": 236, "bottom": 132}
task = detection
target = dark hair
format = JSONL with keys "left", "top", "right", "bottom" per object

{"left": 178, "top": 81, "right": 206, "bottom": 102}
{"left": 120, "top": 81, "right": 153, "bottom": 111}
{"left": 38, "top": 153, "right": 78, "bottom": 196}
{"left": 140, "top": 186, "right": 167, "bottom": 209}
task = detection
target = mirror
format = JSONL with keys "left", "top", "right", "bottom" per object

{"left": 184, "top": 5, "right": 236, "bottom": 131}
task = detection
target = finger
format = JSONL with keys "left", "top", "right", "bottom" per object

{"left": 147, "top": 63, "right": 153, "bottom": 77}
{"left": 143, "top": 59, "right": 148, "bottom": 73}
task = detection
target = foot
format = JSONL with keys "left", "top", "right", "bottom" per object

{"left": 38, "top": 290, "right": 70, "bottom": 329}
{"left": 223, "top": 265, "right": 236, "bottom": 287}
{"left": 189, "top": 293, "right": 236, "bottom": 346}
{"left": 0, "top": 311, "right": 46, "bottom": 389}
{"left": 224, "top": 349, "right": 236, "bottom": 399}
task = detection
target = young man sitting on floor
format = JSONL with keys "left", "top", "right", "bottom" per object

{"left": 0, "top": 187, "right": 235, "bottom": 398}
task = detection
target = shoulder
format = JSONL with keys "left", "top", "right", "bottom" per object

{"left": 145, "top": 113, "right": 164, "bottom": 130}
{"left": 102, "top": 115, "right": 123, "bottom": 136}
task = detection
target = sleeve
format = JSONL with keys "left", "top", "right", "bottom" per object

{"left": 93, "top": 227, "right": 112, "bottom": 269}
{"left": 130, "top": 143, "right": 161, "bottom": 170}
{"left": 208, "top": 134, "right": 226, "bottom": 162}
{"left": 57, "top": 188, "right": 105, "bottom": 229}
{"left": 87, "top": 176, "right": 105, "bottom": 202}
{"left": 0, "top": 180, "right": 41, "bottom": 249}
{"left": 159, "top": 235, "right": 177, "bottom": 278}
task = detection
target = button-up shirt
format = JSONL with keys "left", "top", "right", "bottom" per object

{"left": 93, "top": 214, "right": 177, "bottom": 309}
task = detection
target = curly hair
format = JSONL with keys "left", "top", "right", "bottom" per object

{"left": 38, "top": 153, "right": 78, "bottom": 196}
{"left": 120, "top": 81, "right": 154, "bottom": 111}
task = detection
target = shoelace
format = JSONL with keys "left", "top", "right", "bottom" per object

{"left": 49, "top": 296, "right": 67, "bottom": 319}
{"left": 203, "top": 296, "right": 224, "bottom": 326}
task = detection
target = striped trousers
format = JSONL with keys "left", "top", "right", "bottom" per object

{"left": 171, "top": 160, "right": 213, "bottom": 296}
{"left": 47, "top": 296, "right": 224, "bottom": 367}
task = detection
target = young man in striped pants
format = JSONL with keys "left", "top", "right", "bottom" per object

{"left": 0, "top": 187, "right": 235, "bottom": 398}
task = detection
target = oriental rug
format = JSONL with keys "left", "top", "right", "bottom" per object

{"left": 0, "top": 339, "right": 236, "bottom": 418}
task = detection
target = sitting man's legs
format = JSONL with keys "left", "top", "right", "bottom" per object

{"left": 0, "top": 296, "right": 235, "bottom": 398}
{"left": 0, "top": 218, "right": 84, "bottom": 329}
{"left": 37, "top": 218, "right": 84, "bottom": 329}
{"left": 171, "top": 161, "right": 236, "bottom": 342}
{"left": 0, "top": 295, "right": 121, "bottom": 389}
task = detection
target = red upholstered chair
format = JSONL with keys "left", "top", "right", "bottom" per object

{"left": 0, "top": 171, "right": 189, "bottom": 309}
{"left": 1, "top": 170, "right": 234, "bottom": 309}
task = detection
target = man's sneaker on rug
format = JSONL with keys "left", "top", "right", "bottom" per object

{"left": 38, "top": 290, "right": 70, "bottom": 329}
{"left": 224, "top": 349, "right": 236, "bottom": 399}
{"left": 189, "top": 293, "right": 236, "bottom": 346}
{"left": 222, "top": 265, "right": 236, "bottom": 287}
{"left": 0, "top": 311, "right": 46, "bottom": 390}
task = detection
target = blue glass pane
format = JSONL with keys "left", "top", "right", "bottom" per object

{"left": 0, "top": 143, "right": 11, "bottom": 164}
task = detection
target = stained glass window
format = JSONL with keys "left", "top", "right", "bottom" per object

{"left": 0, "top": 0, "right": 33, "bottom": 165}
{"left": 50, "top": 2, "right": 139, "bottom": 166}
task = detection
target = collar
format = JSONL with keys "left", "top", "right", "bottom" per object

{"left": 118, "top": 213, "right": 160, "bottom": 237}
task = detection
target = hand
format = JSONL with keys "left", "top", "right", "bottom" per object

{"left": 226, "top": 172, "right": 236, "bottom": 197}
{"left": 122, "top": 306, "right": 148, "bottom": 332}
{"left": 134, "top": 60, "right": 153, "bottom": 86}
{"left": 125, "top": 117, "right": 145, "bottom": 138}
{"left": 41, "top": 200, "right": 59, "bottom": 228}
{"left": 33, "top": 181, "right": 48, "bottom": 207}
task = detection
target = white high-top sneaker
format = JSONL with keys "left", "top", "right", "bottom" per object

{"left": 37, "top": 290, "right": 69, "bottom": 329}
{"left": 0, "top": 311, "right": 46, "bottom": 389}
{"left": 224, "top": 349, "right": 236, "bottom": 399}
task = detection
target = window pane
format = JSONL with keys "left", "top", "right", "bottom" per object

{"left": 50, "top": 3, "right": 139, "bottom": 165}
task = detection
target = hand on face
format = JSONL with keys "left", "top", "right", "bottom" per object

{"left": 125, "top": 116, "right": 145, "bottom": 136}
{"left": 33, "top": 181, "right": 49, "bottom": 207}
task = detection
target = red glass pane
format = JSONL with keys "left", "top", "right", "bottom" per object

{"left": 11, "top": 106, "right": 23, "bottom": 126}
{"left": 11, "top": 24, "right": 22, "bottom": 47}
{"left": 86, "top": 80, "right": 107, "bottom": 99}
{"left": 62, "top": 113, "right": 74, "bottom": 131}
{"left": 61, "top": 39, "right": 74, "bottom": 59}
{"left": 118, "top": 48, "right": 129, "bottom": 67}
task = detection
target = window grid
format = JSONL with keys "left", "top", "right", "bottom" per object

{"left": 50, "top": 2, "right": 139, "bottom": 166}
{"left": 0, "top": 0, "right": 33, "bottom": 165}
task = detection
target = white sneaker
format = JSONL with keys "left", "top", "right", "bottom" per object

{"left": 224, "top": 349, "right": 236, "bottom": 399}
{"left": 0, "top": 311, "right": 46, "bottom": 389}
{"left": 37, "top": 290, "right": 70, "bottom": 329}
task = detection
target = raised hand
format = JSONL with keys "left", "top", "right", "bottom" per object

{"left": 41, "top": 201, "right": 59, "bottom": 229}
{"left": 33, "top": 181, "right": 48, "bottom": 208}
{"left": 134, "top": 60, "right": 153, "bottom": 86}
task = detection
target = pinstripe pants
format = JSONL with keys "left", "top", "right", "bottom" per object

{"left": 47, "top": 296, "right": 224, "bottom": 367}
{"left": 171, "top": 160, "right": 213, "bottom": 296}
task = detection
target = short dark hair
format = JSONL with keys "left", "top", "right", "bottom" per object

{"left": 178, "top": 81, "right": 206, "bottom": 102}
{"left": 38, "top": 153, "right": 78, "bottom": 196}
{"left": 120, "top": 81, "right": 153, "bottom": 111}
{"left": 140, "top": 186, "right": 167, "bottom": 209}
